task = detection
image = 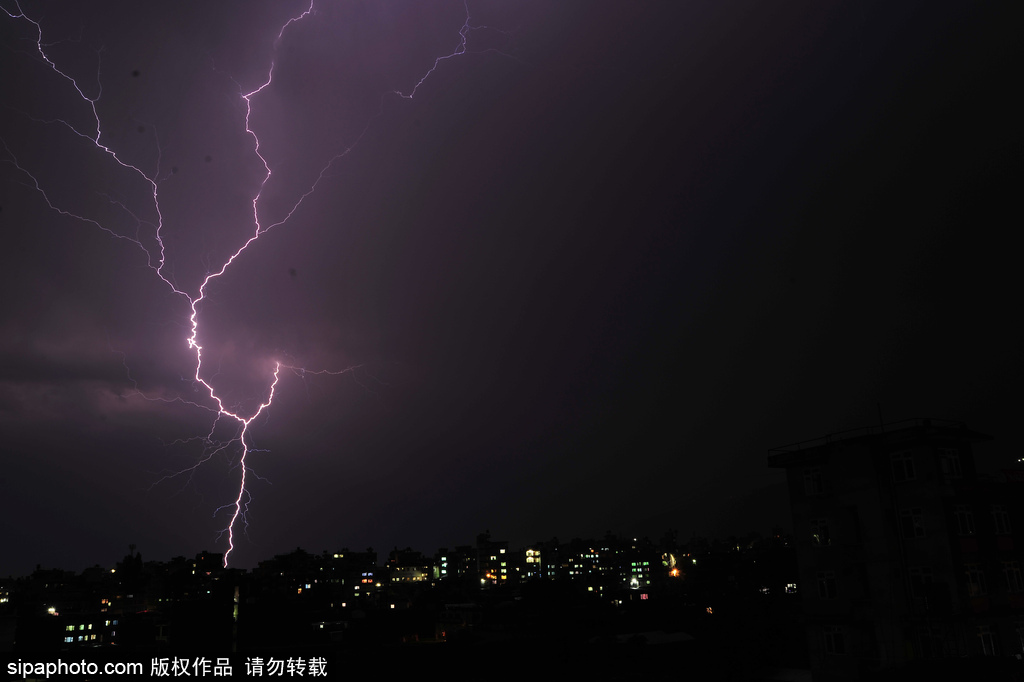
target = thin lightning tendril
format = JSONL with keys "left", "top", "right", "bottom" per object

{"left": 1, "top": 0, "right": 510, "bottom": 566}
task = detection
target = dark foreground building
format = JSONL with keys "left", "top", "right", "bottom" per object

{"left": 770, "top": 418, "right": 1024, "bottom": 680}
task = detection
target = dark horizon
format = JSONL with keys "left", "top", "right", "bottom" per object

{"left": 3, "top": 416, "right": 1009, "bottom": 580}
{"left": 1, "top": 0, "right": 1017, "bottom": 579}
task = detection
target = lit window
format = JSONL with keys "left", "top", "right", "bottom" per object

{"left": 810, "top": 518, "right": 831, "bottom": 547}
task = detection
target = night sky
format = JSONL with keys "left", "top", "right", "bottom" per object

{"left": 0, "top": 0, "right": 1017, "bottom": 577}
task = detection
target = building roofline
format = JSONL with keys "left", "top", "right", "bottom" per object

{"left": 768, "top": 418, "right": 992, "bottom": 463}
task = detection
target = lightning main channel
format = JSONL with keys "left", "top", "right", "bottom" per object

{"left": 1, "top": 0, "right": 511, "bottom": 566}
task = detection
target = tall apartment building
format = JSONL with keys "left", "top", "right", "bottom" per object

{"left": 769, "top": 418, "right": 1023, "bottom": 680}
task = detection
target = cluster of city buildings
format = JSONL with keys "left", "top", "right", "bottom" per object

{"left": 4, "top": 418, "right": 1023, "bottom": 681}
{"left": 0, "top": 527, "right": 796, "bottom": 654}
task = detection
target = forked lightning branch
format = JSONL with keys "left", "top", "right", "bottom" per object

{"left": 0, "top": 0, "right": 510, "bottom": 566}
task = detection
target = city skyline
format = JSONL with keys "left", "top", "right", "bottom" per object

{"left": 0, "top": 0, "right": 1016, "bottom": 578}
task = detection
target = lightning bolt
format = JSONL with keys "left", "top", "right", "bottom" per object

{"left": 1, "top": 0, "right": 512, "bottom": 566}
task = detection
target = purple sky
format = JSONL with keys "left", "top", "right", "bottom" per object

{"left": 0, "top": 0, "right": 1017, "bottom": 576}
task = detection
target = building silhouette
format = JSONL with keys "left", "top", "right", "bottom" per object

{"left": 770, "top": 418, "right": 1024, "bottom": 680}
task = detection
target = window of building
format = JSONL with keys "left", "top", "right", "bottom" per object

{"left": 810, "top": 518, "right": 831, "bottom": 547}
{"left": 909, "top": 566, "right": 934, "bottom": 599}
{"left": 817, "top": 571, "right": 837, "bottom": 599}
{"left": 919, "top": 626, "right": 945, "bottom": 659}
{"left": 978, "top": 625, "right": 997, "bottom": 656}
{"left": 823, "top": 625, "right": 846, "bottom": 655}
{"left": 1004, "top": 561, "right": 1024, "bottom": 593}
{"left": 954, "top": 505, "right": 976, "bottom": 536}
{"left": 938, "top": 447, "right": 962, "bottom": 478}
{"left": 804, "top": 467, "right": 824, "bottom": 496}
{"left": 900, "top": 508, "right": 925, "bottom": 539}
{"left": 992, "top": 505, "right": 1012, "bottom": 535}
{"left": 891, "top": 451, "right": 915, "bottom": 482}
{"left": 966, "top": 564, "right": 988, "bottom": 597}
